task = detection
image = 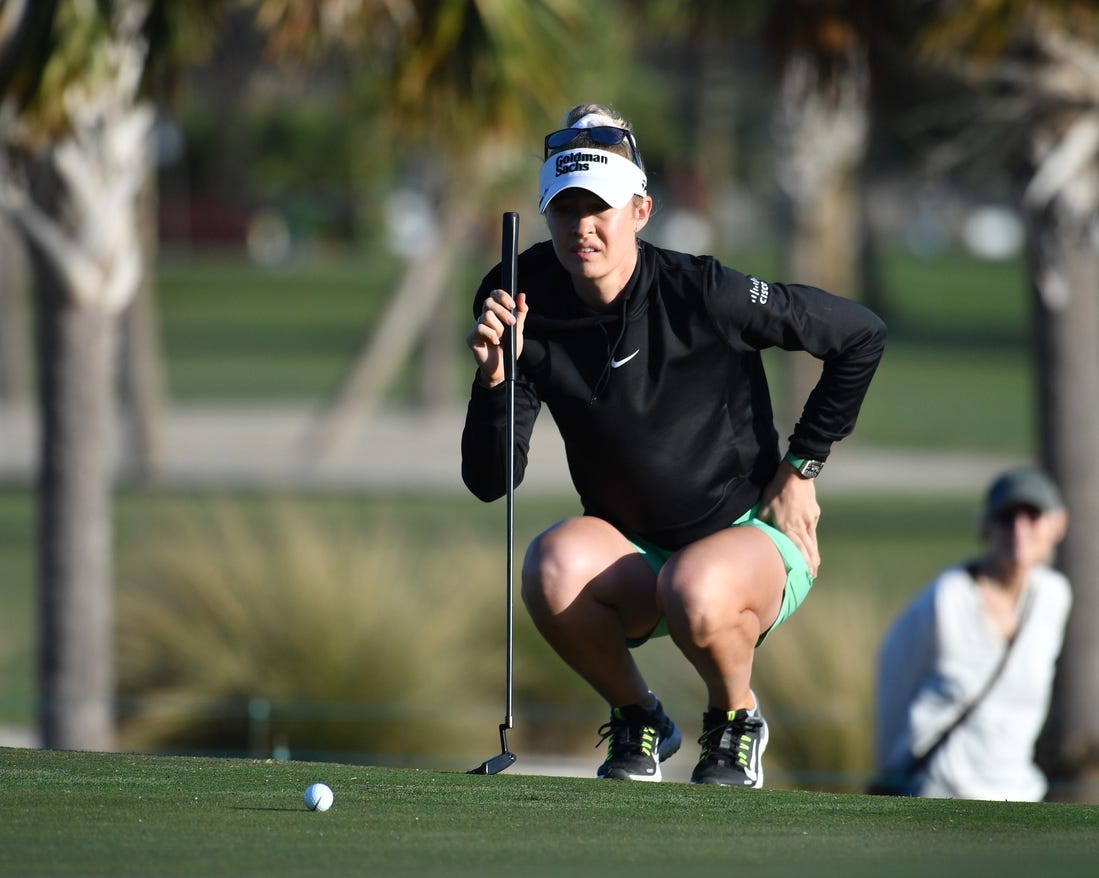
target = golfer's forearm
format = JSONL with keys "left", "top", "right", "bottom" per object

{"left": 460, "top": 378, "right": 534, "bottom": 500}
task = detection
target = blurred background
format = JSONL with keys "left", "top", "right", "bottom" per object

{"left": 1, "top": 1, "right": 1098, "bottom": 800}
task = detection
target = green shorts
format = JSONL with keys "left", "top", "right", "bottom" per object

{"left": 625, "top": 504, "right": 814, "bottom": 648}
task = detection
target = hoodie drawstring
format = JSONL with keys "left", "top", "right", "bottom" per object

{"left": 588, "top": 300, "right": 631, "bottom": 407}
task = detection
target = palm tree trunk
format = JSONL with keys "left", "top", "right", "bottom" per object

{"left": 1028, "top": 202, "right": 1099, "bottom": 801}
{"left": 119, "top": 170, "right": 166, "bottom": 480}
{"left": 32, "top": 248, "right": 117, "bottom": 752}
{"left": 306, "top": 195, "right": 478, "bottom": 459}
{"left": 773, "top": 47, "right": 870, "bottom": 430}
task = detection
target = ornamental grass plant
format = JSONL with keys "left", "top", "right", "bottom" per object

{"left": 117, "top": 495, "right": 898, "bottom": 787}
{"left": 116, "top": 499, "right": 508, "bottom": 764}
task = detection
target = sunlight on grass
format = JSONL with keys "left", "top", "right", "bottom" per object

{"left": 4, "top": 748, "right": 1097, "bottom": 878}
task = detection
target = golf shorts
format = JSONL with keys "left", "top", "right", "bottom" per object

{"left": 624, "top": 504, "right": 814, "bottom": 648}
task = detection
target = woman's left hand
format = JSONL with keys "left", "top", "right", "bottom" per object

{"left": 759, "top": 464, "right": 821, "bottom": 576}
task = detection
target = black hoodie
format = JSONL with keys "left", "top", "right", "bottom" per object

{"left": 461, "top": 239, "right": 886, "bottom": 550}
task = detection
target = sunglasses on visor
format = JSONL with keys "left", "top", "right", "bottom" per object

{"left": 544, "top": 126, "right": 644, "bottom": 168}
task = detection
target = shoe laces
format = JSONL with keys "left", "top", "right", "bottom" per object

{"left": 597, "top": 707, "right": 658, "bottom": 758}
{"left": 697, "top": 711, "right": 761, "bottom": 768}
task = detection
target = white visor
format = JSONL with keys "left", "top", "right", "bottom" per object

{"left": 538, "top": 148, "right": 647, "bottom": 214}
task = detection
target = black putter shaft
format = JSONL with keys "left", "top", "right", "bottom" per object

{"left": 469, "top": 211, "right": 520, "bottom": 775}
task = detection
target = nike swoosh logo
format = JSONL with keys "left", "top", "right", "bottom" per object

{"left": 610, "top": 349, "right": 640, "bottom": 369}
{"left": 742, "top": 741, "right": 759, "bottom": 784}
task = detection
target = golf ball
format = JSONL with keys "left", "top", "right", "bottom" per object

{"left": 304, "top": 782, "right": 334, "bottom": 812}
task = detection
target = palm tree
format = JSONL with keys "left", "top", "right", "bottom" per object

{"left": 913, "top": 0, "right": 1099, "bottom": 802}
{"left": 767, "top": 2, "right": 871, "bottom": 293}
{"left": 0, "top": 0, "right": 159, "bottom": 750}
{"left": 0, "top": 0, "right": 232, "bottom": 750}
{"left": 763, "top": 1, "right": 890, "bottom": 429}
{"left": 641, "top": 0, "right": 880, "bottom": 430}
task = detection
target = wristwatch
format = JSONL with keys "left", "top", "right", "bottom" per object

{"left": 784, "top": 452, "right": 824, "bottom": 480}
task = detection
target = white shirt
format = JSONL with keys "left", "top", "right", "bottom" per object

{"left": 874, "top": 563, "right": 1072, "bottom": 802}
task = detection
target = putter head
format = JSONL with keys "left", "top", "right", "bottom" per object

{"left": 468, "top": 723, "right": 517, "bottom": 775}
{"left": 467, "top": 750, "right": 517, "bottom": 775}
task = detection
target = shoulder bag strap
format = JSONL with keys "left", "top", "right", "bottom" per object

{"left": 905, "top": 587, "right": 1035, "bottom": 776}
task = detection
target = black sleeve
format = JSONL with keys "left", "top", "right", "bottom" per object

{"left": 707, "top": 267, "right": 887, "bottom": 461}
{"left": 461, "top": 263, "right": 544, "bottom": 501}
{"left": 460, "top": 374, "right": 541, "bottom": 501}
{"left": 778, "top": 282, "right": 886, "bottom": 461}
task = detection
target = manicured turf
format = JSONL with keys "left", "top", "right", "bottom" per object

{"left": 0, "top": 748, "right": 1095, "bottom": 877}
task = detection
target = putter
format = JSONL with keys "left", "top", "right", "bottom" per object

{"left": 469, "top": 211, "right": 520, "bottom": 776}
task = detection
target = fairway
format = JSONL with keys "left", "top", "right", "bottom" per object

{"left": 1, "top": 748, "right": 1096, "bottom": 877}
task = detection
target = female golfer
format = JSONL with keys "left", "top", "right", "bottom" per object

{"left": 462, "top": 103, "right": 886, "bottom": 786}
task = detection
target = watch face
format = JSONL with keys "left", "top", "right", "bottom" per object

{"left": 800, "top": 460, "right": 824, "bottom": 479}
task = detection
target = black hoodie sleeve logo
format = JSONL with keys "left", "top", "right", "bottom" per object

{"left": 748, "top": 276, "right": 770, "bottom": 305}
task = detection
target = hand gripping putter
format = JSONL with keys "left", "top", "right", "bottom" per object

{"left": 469, "top": 211, "right": 520, "bottom": 775}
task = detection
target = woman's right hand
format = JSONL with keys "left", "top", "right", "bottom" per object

{"left": 465, "top": 290, "right": 528, "bottom": 387}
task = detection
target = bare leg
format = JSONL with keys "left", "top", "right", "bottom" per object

{"left": 658, "top": 527, "right": 786, "bottom": 711}
{"left": 521, "top": 516, "right": 660, "bottom": 708}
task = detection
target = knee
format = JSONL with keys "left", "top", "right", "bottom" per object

{"left": 659, "top": 559, "right": 717, "bottom": 619}
{"left": 659, "top": 559, "right": 749, "bottom": 639}
{"left": 521, "top": 525, "right": 586, "bottom": 615}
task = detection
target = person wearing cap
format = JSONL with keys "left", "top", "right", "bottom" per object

{"left": 873, "top": 468, "right": 1072, "bottom": 801}
{"left": 462, "top": 103, "right": 886, "bottom": 786}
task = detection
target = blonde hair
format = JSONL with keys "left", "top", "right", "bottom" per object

{"left": 564, "top": 103, "right": 630, "bottom": 128}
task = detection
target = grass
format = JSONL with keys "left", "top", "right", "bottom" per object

{"left": 1, "top": 747, "right": 1096, "bottom": 878}
{"left": 0, "top": 489, "right": 34, "bottom": 725}
{"left": 156, "top": 254, "right": 393, "bottom": 401}
{"left": 155, "top": 249, "right": 479, "bottom": 403}
{"left": 850, "top": 339, "right": 1033, "bottom": 452}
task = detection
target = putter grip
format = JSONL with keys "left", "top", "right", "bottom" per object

{"left": 501, "top": 211, "right": 519, "bottom": 380}
{"left": 502, "top": 211, "right": 519, "bottom": 297}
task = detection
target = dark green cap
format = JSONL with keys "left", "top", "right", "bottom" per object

{"left": 984, "top": 468, "right": 1064, "bottom": 521}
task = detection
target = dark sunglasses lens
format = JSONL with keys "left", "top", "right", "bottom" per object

{"left": 546, "top": 127, "right": 627, "bottom": 150}
{"left": 994, "top": 504, "right": 1043, "bottom": 524}
{"left": 588, "top": 128, "right": 628, "bottom": 146}
{"left": 545, "top": 129, "right": 575, "bottom": 149}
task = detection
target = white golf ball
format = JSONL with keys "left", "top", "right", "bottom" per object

{"left": 304, "top": 782, "right": 334, "bottom": 812}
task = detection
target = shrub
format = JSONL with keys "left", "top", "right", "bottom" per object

{"left": 116, "top": 499, "right": 508, "bottom": 764}
{"left": 116, "top": 496, "right": 894, "bottom": 787}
